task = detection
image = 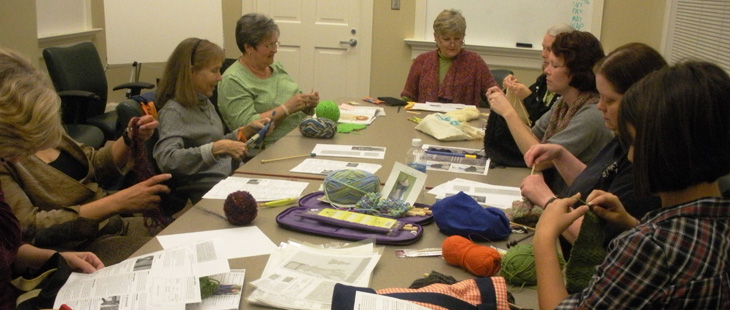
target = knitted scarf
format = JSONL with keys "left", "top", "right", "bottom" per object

{"left": 564, "top": 210, "right": 606, "bottom": 294}
{"left": 542, "top": 92, "right": 599, "bottom": 142}
{"left": 128, "top": 117, "right": 171, "bottom": 230}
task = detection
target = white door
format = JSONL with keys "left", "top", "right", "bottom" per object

{"left": 253, "top": 0, "right": 372, "bottom": 101}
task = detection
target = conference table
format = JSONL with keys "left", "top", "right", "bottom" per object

{"left": 132, "top": 100, "right": 537, "bottom": 309}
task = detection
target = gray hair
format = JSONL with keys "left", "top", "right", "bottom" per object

{"left": 433, "top": 9, "right": 466, "bottom": 37}
{"left": 546, "top": 23, "right": 574, "bottom": 37}
{"left": 235, "top": 13, "right": 280, "bottom": 54}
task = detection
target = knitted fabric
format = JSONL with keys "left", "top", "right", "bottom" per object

{"left": 564, "top": 210, "right": 606, "bottom": 294}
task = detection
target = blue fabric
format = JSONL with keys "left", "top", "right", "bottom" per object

{"left": 431, "top": 191, "right": 511, "bottom": 240}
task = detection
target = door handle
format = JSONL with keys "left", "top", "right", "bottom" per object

{"left": 339, "top": 39, "right": 357, "bottom": 47}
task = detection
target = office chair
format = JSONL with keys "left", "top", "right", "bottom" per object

{"left": 209, "top": 57, "right": 237, "bottom": 133}
{"left": 491, "top": 69, "right": 514, "bottom": 89}
{"left": 43, "top": 42, "right": 155, "bottom": 141}
{"left": 64, "top": 124, "right": 106, "bottom": 149}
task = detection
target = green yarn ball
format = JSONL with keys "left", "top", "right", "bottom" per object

{"left": 316, "top": 100, "right": 340, "bottom": 122}
{"left": 500, "top": 243, "right": 566, "bottom": 286}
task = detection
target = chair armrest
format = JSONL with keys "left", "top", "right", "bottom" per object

{"left": 57, "top": 90, "right": 102, "bottom": 101}
{"left": 113, "top": 82, "right": 155, "bottom": 96}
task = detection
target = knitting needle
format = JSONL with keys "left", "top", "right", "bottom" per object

{"left": 530, "top": 165, "right": 536, "bottom": 175}
{"left": 260, "top": 153, "right": 316, "bottom": 164}
{"left": 506, "top": 232, "right": 534, "bottom": 248}
{"left": 509, "top": 221, "right": 536, "bottom": 231}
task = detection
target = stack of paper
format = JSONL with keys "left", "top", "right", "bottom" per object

{"left": 407, "top": 102, "right": 468, "bottom": 112}
{"left": 428, "top": 178, "right": 522, "bottom": 209}
{"left": 202, "top": 177, "right": 309, "bottom": 201}
{"left": 248, "top": 240, "right": 382, "bottom": 309}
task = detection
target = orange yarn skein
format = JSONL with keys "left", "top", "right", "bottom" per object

{"left": 441, "top": 235, "right": 502, "bottom": 276}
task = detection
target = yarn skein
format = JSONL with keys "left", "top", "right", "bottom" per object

{"left": 500, "top": 243, "right": 566, "bottom": 286}
{"left": 441, "top": 235, "right": 501, "bottom": 277}
{"left": 323, "top": 170, "right": 380, "bottom": 205}
{"left": 299, "top": 117, "right": 337, "bottom": 138}
{"left": 315, "top": 100, "right": 340, "bottom": 122}
{"left": 223, "top": 191, "right": 258, "bottom": 225}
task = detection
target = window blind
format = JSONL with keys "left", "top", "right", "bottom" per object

{"left": 664, "top": 0, "right": 730, "bottom": 72}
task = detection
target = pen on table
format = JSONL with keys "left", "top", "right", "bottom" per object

{"left": 260, "top": 197, "right": 299, "bottom": 207}
{"left": 425, "top": 150, "right": 480, "bottom": 159}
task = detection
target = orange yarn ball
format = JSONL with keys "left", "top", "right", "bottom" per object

{"left": 441, "top": 235, "right": 502, "bottom": 276}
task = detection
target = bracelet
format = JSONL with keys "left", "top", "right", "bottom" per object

{"left": 122, "top": 130, "right": 132, "bottom": 147}
{"left": 543, "top": 195, "right": 559, "bottom": 209}
{"left": 280, "top": 104, "right": 290, "bottom": 116}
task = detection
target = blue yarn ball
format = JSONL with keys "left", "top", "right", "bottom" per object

{"left": 299, "top": 117, "right": 337, "bottom": 139}
{"left": 324, "top": 170, "right": 380, "bottom": 205}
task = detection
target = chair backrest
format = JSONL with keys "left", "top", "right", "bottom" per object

{"left": 43, "top": 42, "right": 109, "bottom": 118}
{"left": 491, "top": 69, "right": 514, "bottom": 89}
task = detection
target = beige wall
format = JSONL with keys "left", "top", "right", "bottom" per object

{"left": 1, "top": 0, "right": 667, "bottom": 103}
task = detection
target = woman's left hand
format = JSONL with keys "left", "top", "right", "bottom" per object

{"left": 486, "top": 86, "right": 515, "bottom": 117}
{"left": 60, "top": 251, "right": 104, "bottom": 273}
{"left": 127, "top": 115, "right": 159, "bottom": 142}
{"left": 535, "top": 194, "right": 590, "bottom": 239}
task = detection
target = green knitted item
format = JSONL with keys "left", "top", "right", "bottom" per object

{"left": 564, "top": 211, "right": 606, "bottom": 294}
{"left": 337, "top": 123, "right": 367, "bottom": 133}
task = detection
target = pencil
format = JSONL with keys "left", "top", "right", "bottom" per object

{"left": 260, "top": 153, "right": 316, "bottom": 164}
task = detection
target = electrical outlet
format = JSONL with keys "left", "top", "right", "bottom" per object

{"left": 391, "top": 0, "right": 400, "bottom": 10}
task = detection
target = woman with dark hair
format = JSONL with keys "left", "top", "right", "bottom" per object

{"left": 487, "top": 31, "right": 614, "bottom": 193}
{"left": 535, "top": 61, "right": 730, "bottom": 309}
{"left": 521, "top": 43, "right": 665, "bottom": 244}
{"left": 154, "top": 38, "right": 270, "bottom": 204}
{"left": 217, "top": 13, "right": 318, "bottom": 147}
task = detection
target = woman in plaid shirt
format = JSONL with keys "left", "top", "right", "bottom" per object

{"left": 534, "top": 61, "right": 730, "bottom": 309}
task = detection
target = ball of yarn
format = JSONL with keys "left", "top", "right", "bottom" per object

{"left": 223, "top": 191, "right": 258, "bottom": 225}
{"left": 315, "top": 100, "right": 340, "bottom": 122}
{"left": 324, "top": 170, "right": 380, "bottom": 205}
{"left": 500, "top": 243, "right": 565, "bottom": 286}
{"left": 441, "top": 235, "right": 501, "bottom": 277}
{"left": 299, "top": 117, "right": 337, "bottom": 139}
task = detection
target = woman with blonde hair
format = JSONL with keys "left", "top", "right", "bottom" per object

{"left": 154, "top": 38, "right": 270, "bottom": 204}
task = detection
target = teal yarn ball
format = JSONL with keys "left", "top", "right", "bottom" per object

{"left": 316, "top": 100, "right": 340, "bottom": 122}
{"left": 324, "top": 170, "right": 380, "bottom": 205}
{"left": 299, "top": 117, "right": 337, "bottom": 139}
{"left": 500, "top": 243, "right": 566, "bottom": 286}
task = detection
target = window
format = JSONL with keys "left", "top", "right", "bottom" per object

{"left": 663, "top": 0, "right": 730, "bottom": 72}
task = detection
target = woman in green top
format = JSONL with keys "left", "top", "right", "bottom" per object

{"left": 218, "top": 13, "right": 319, "bottom": 147}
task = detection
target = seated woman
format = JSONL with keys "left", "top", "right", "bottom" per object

{"left": 485, "top": 23, "right": 574, "bottom": 167}
{"left": 154, "top": 38, "right": 270, "bottom": 205}
{"left": 217, "top": 13, "right": 318, "bottom": 147}
{"left": 535, "top": 61, "right": 730, "bottom": 309}
{"left": 521, "top": 43, "right": 665, "bottom": 245}
{"left": 487, "top": 31, "right": 614, "bottom": 193}
{"left": 401, "top": 9, "right": 497, "bottom": 106}
{"left": 1, "top": 47, "right": 104, "bottom": 309}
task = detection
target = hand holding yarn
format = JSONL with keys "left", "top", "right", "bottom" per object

{"left": 441, "top": 235, "right": 501, "bottom": 277}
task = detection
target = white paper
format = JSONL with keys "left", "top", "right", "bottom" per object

{"left": 290, "top": 158, "right": 382, "bottom": 175}
{"left": 407, "top": 102, "right": 468, "bottom": 112}
{"left": 312, "top": 144, "right": 386, "bottom": 160}
{"left": 157, "top": 226, "right": 277, "bottom": 260}
{"left": 381, "top": 162, "right": 427, "bottom": 205}
{"left": 188, "top": 270, "right": 246, "bottom": 310}
{"left": 354, "top": 291, "right": 432, "bottom": 310}
{"left": 429, "top": 178, "right": 521, "bottom": 209}
{"left": 337, "top": 104, "right": 385, "bottom": 125}
{"left": 202, "top": 176, "right": 309, "bottom": 200}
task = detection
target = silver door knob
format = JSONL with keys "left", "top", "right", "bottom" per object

{"left": 339, "top": 39, "right": 357, "bottom": 47}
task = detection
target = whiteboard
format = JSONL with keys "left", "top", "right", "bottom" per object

{"left": 104, "top": 0, "right": 224, "bottom": 64}
{"left": 424, "top": 0, "right": 603, "bottom": 49}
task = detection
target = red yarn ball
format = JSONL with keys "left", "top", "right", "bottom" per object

{"left": 442, "top": 235, "right": 502, "bottom": 276}
{"left": 223, "top": 191, "right": 258, "bottom": 225}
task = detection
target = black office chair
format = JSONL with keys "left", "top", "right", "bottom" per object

{"left": 63, "top": 124, "right": 105, "bottom": 149}
{"left": 491, "top": 69, "right": 514, "bottom": 89}
{"left": 209, "top": 57, "right": 237, "bottom": 133}
{"left": 43, "top": 42, "right": 155, "bottom": 141}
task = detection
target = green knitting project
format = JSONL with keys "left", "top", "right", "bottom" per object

{"left": 564, "top": 210, "right": 606, "bottom": 294}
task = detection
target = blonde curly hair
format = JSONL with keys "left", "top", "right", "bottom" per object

{"left": 0, "top": 48, "right": 64, "bottom": 160}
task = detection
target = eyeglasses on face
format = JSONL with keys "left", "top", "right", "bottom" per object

{"left": 438, "top": 36, "right": 464, "bottom": 46}
{"left": 261, "top": 41, "right": 280, "bottom": 49}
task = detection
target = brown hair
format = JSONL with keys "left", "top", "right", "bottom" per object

{"left": 551, "top": 31, "right": 605, "bottom": 92}
{"left": 594, "top": 42, "right": 667, "bottom": 95}
{"left": 157, "top": 38, "right": 224, "bottom": 108}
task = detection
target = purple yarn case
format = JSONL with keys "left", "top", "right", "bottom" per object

{"left": 275, "top": 192, "right": 432, "bottom": 245}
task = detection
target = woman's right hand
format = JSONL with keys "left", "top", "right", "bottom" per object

{"left": 503, "top": 75, "right": 532, "bottom": 100}
{"left": 585, "top": 190, "right": 639, "bottom": 231}
{"left": 524, "top": 143, "right": 565, "bottom": 167}
{"left": 112, "top": 174, "right": 171, "bottom": 213}
{"left": 285, "top": 92, "right": 319, "bottom": 113}
{"left": 212, "top": 140, "right": 248, "bottom": 159}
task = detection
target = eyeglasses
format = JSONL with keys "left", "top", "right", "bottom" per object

{"left": 262, "top": 41, "right": 280, "bottom": 50}
{"left": 438, "top": 36, "right": 464, "bottom": 47}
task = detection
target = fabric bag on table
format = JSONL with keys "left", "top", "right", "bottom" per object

{"left": 415, "top": 113, "right": 484, "bottom": 141}
{"left": 431, "top": 192, "right": 511, "bottom": 241}
{"left": 12, "top": 252, "right": 72, "bottom": 310}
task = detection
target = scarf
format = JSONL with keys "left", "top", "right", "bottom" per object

{"left": 542, "top": 92, "right": 599, "bottom": 142}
